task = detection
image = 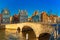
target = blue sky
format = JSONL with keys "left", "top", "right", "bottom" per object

{"left": 0, "top": 0, "right": 59, "bottom": 17}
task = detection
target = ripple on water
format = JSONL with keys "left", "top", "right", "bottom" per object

{"left": 6, "top": 32, "right": 20, "bottom": 40}
{"left": 0, "top": 29, "right": 20, "bottom": 40}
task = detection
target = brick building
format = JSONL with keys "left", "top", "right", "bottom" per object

{"left": 41, "top": 12, "right": 49, "bottom": 23}
{"left": 49, "top": 15, "right": 58, "bottom": 23}
{"left": 41, "top": 12, "right": 58, "bottom": 23}
{"left": 12, "top": 14, "right": 19, "bottom": 23}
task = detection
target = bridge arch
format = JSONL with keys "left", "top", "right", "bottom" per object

{"left": 38, "top": 33, "right": 51, "bottom": 40}
{"left": 5, "top": 22, "right": 54, "bottom": 40}
{"left": 22, "top": 26, "right": 36, "bottom": 40}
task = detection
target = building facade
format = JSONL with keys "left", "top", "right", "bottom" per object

{"left": 28, "top": 17, "right": 32, "bottom": 22}
{"left": 49, "top": 15, "right": 58, "bottom": 23}
{"left": 57, "top": 17, "right": 60, "bottom": 23}
{"left": 41, "top": 12, "right": 58, "bottom": 23}
{"left": 19, "top": 10, "right": 28, "bottom": 23}
{"left": 41, "top": 12, "right": 49, "bottom": 23}
{"left": 53, "top": 15, "right": 58, "bottom": 23}
{"left": 10, "top": 16, "right": 13, "bottom": 23}
{"left": 49, "top": 15, "right": 54, "bottom": 23}
{"left": 32, "top": 11, "right": 39, "bottom": 22}
{"left": 12, "top": 14, "right": 19, "bottom": 23}
{"left": 1, "top": 9, "right": 10, "bottom": 24}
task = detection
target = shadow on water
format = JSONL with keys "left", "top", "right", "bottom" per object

{"left": 17, "top": 27, "right": 20, "bottom": 33}
{"left": 22, "top": 26, "right": 36, "bottom": 40}
{"left": 7, "top": 29, "right": 21, "bottom": 40}
{"left": 38, "top": 33, "right": 51, "bottom": 40}
{"left": 0, "top": 25, "right": 20, "bottom": 40}
{"left": 8, "top": 33, "right": 20, "bottom": 40}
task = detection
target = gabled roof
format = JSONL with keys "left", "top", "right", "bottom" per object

{"left": 41, "top": 12, "right": 48, "bottom": 16}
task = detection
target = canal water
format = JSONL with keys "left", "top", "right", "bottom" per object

{"left": 0, "top": 29, "right": 20, "bottom": 40}
{"left": 0, "top": 29, "right": 60, "bottom": 40}
{"left": 0, "top": 29, "right": 37, "bottom": 40}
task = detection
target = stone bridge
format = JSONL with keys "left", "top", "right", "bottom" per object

{"left": 5, "top": 22, "right": 54, "bottom": 40}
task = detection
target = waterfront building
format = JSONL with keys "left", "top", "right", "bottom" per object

{"left": 10, "top": 16, "right": 13, "bottom": 23}
{"left": 49, "top": 15, "right": 58, "bottom": 23}
{"left": 28, "top": 17, "right": 32, "bottom": 22}
{"left": 41, "top": 12, "right": 58, "bottom": 23}
{"left": 32, "top": 11, "right": 39, "bottom": 22}
{"left": 49, "top": 15, "right": 54, "bottom": 23}
{"left": 41, "top": 12, "right": 49, "bottom": 23}
{"left": 32, "top": 15, "right": 39, "bottom": 22}
{"left": 19, "top": 10, "right": 28, "bottom": 23}
{"left": 1, "top": 9, "right": 10, "bottom": 24}
{"left": 53, "top": 15, "right": 58, "bottom": 23}
{"left": 12, "top": 14, "right": 19, "bottom": 23}
{"left": 56, "top": 17, "right": 60, "bottom": 23}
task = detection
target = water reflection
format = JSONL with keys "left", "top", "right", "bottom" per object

{"left": 22, "top": 26, "right": 36, "bottom": 40}
{"left": 0, "top": 29, "right": 20, "bottom": 40}
{"left": 0, "top": 29, "right": 6, "bottom": 40}
{"left": 0, "top": 29, "right": 60, "bottom": 40}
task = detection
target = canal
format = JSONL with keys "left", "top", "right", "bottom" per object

{"left": 1, "top": 24, "right": 60, "bottom": 40}
{"left": 0, "top": 29, "right": 52, "bottom": 40}
{"left": 0, "top": 29, "right": 36, "bottom": 40}
{"left": 0, "top": 29, "right": 60, "bottom": 40}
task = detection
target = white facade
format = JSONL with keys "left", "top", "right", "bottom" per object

{"left": 19, "top": 10, "right": 28, "bottom": 23}
{"left": 1, "top": 9, "right": 10, "bottom": 24}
